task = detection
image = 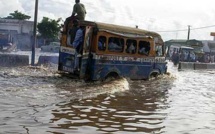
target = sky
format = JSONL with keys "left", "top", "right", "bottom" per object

{"left": 1, "top": 0, "right": 215, "bottom": 41}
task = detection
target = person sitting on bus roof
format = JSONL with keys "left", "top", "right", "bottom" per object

{"left": 62, "top": 0, "right": 86, "bottom": 33}
{"left": 71, "top": 0, "right": 87, "bottom": 21}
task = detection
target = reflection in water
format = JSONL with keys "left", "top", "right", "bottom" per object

{"left": 50, "top": 81, "right": 169, "bottom": 134}
{"left": 0, "top": 63, "right": 215, "bottom": 134}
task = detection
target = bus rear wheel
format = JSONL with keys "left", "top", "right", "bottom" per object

{"left": 103, "top": 72, "right": 120, "bottom": 82}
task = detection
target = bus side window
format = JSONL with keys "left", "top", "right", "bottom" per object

{"left": 108, "top": 37, "right": 124, "bottom": 52}
{"left": 98, "top": 36, "right": 106, "bottom": 51}
{"left": 139, "top": 41, "right": 150, "bottom": 56}
{"left": 126, "top": 39, "right": 137, "bottom": 54}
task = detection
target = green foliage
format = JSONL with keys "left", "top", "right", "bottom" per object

{"left": 4, "top": 10, "right": 31, "bottom": 20}
{"left": 37, "top": 17, "right": 62, "bottom": 40}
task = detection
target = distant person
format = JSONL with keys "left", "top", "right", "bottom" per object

{"left": 172, "top": 50, "right": 179, "bottom": 65}
{"left": 210, "top": 55, "right": 214, "bottom": 63}
{"left": 190, "top": 51, "right": 196, "bottom": 62}
{"left": 71, "top": 0, "right": 87, "bottom": 21}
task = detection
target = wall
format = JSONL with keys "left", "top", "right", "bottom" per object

{"left": 0, "top": 19, "right": 34, "bottom": 50}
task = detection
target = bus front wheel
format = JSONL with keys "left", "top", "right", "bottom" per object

{"left": 149, "top": 71, "right": 160, "bottom": 79}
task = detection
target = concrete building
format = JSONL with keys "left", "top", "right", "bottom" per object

{"left": 201, "top": 32, "right": 215, "bottom": 54}
{"left": 0, "top": 18, "right": 34, "bottom": 50}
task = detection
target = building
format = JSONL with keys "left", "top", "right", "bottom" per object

{"left": 200, "top": 32, "right": 215, "bottom": 55}
{"left": 0, "top": 18, "right": 34, "bottom": 50}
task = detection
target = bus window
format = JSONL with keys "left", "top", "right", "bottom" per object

{"left": 108, "top": 37, "right": 124, "bottom": 52}
{"left": 126, "top": 39, "right": 137, "bottom": 54}
{"left": 138, "top": 41, "right": 150, "bottom": 56}
{"left": 98, "top": 36, "right": 106, "bottom": 51}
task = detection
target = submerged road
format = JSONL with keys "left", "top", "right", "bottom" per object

{"left": 0, "top": 62, "right": 214, "bottom": 134}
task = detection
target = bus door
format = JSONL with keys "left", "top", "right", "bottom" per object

{"left": 79, "top": 26, "right": 93, "bottom": 79}
{"left": 58, "top": 45, "right": 76, "bottom": 73}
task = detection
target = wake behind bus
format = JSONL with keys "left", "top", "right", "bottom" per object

{"left": 58, "top": 20, "right": 167, "bottom": 81}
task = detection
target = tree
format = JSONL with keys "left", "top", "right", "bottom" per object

{"left": 37, "top": 17, "right": 62, "bottom": 43}
{"left": 4, "top": 10, "right": 31, "bottom": 20}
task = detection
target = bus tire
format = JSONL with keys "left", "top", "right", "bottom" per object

{"left": 149, "top": 70, "right": 160, "bottom": 79}
{"left": 103, "top": 72, "right": 119, "bottom": 82}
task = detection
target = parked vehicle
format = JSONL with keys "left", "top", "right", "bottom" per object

{"left": 41, "top": 42, "right": 60, "bottom": 53}
{"left": 58, "top": 20, "right": 167, "bottom": 81}
{"left": 171, "top": 45, "right": 196, "bottom": 65}
{"left": 0, "top": 33, "right": 16, "bottom": 52}
{"left": 179, "top": 46, "right": 196, "bottom": 62}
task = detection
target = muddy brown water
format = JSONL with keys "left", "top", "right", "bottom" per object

{"left": 0, "top": 62, "right": 214, "bottom": 134}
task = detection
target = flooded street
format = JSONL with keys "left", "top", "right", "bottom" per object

{"left": 0, "top": 62, "right": 215, "bottom": 134}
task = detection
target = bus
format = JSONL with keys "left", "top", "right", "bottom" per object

{"left": 58, "top": 20, "right": 167, "bottom": 81}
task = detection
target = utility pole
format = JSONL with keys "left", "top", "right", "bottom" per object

{"left": 31, "top": 0, "right": 38, "bottom": 66}
{"left": 187, "top": 25, "right": 191, "bottom": 40}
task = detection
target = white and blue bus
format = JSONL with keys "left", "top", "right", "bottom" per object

{"left": 58, "top": 20, "right": 167, "bottom": 81}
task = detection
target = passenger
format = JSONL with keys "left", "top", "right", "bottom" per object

{"left": 98, "top": 39, "right": 105, "bottom": 50}
{"left": 67, "top": 19, "right": 79, "bottom": 46}
{"left": 139, "top": 47, "right": 146, "bottom": 55}
{"left": 172, "top": 50, "right": 180, "bottom": 65}
{"left": 62, "top": 0, "right": 86, "bottom": 33}
{"left": 72, "top": 24, "right": 84, "bottom": 70}
{"left": 140, "top": 43, "right": 150, "bottom": 55}
{"left": 128, "top": 43, "right": 135, "bottom": 54}
{"left": 63, "top": 16, "right": 76, "bottom": 34}
{"left": 108, "top": 39, "right": 121, "bottom": 51}
{"left": 71, "top": 0, "right": 87, "bottom": 21}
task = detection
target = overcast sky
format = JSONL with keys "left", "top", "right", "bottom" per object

{"left": 1, "top": 0, "right": 215, "bottom": 41}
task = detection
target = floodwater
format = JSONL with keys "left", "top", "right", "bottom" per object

{"left": 0, "top": 62, "right": 215, "bottom": 134}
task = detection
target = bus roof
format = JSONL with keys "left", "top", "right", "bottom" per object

{"left": 80, "top": 21, "right": 163, "bottom": 44}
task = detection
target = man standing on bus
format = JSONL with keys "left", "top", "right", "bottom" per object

{"left": 72, "top": 21, "right": 84, "bottom": 71}
{"left": 71, "top": 0, "right": 87, "bottom": 21}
